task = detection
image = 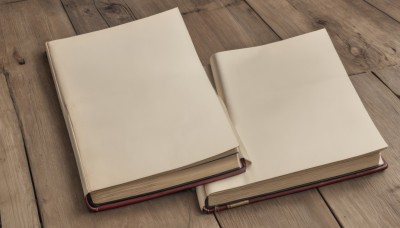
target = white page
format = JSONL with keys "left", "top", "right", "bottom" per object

{"left": 46, "top": 8, "right": 239, "bottom": 193}
{"left": 205, "top": 29, "right": 387, "bottom": 194}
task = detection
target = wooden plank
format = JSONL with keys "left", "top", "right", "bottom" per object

{"left": 61, "top": 0, "right": 134, "bottom": 33}
{"left": 123, "top": 0, "right": 279, "bottom": 65}
{"left": 61, "top": 0, "right": 280, "bottom": 65}
{"left": 0, "top": 0, "right": 219, "bottom": 227}
{"left": 246, "top": 0, "right": 400, "bottom": 74}
{"left": 373, "top": 65, "right": 400, "bottom": 97}
{"left": 0, "top": 0, "right": 25, "bottom": 5}
{"left": 215, "top": 190, "right": 339, "bottom": 227}
{"left": 61, "top": 0, "right": 108, "bottom": 34}
{"left": 0, "top": 69, "right": 40, "bottom": 227}
{"left": 94, "top": 0, "right": 135, "bottom": 26}
{"left": 317, "top": 73, "right": 400, "bottom": 227}
{"left": 365, "top": 0, "right": 400, "bottom": 22}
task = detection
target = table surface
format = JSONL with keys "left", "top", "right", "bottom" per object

{"left": 1, "top": 0, "right": 400, "bottom": 227}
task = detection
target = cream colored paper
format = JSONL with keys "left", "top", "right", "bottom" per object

{"left": 46, "top": 8, "right": 239, "bottom": 193}
{"left": 204, "top": 29, "right": 387, "bottom": 195}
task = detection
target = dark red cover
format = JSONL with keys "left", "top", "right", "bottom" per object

{"left": 85, "top": 158, "right": 247, "bottom": 212}
{"left": 202, "top": 160, "right": 388, "bottom": 213}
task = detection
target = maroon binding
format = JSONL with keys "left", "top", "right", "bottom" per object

{"left": 202, "top": 160, "right": 388, "bottom": 213}
{"left": 85, "top": 158, "right": 247, "bottom": 212}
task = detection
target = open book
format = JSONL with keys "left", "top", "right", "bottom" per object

{"left": 45, "top": 8, "right": 246, "bottom": 212}
{"left": 196, "top": 27, "right": 388, "bottom": 212}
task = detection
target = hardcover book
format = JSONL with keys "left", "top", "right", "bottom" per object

{"left": 196, "top": 27, "right": 388, "bottom": 213}
{"left": 46, "top": 8, "right": 245, "bottom": 212}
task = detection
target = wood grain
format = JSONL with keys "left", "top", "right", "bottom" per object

{"left": 61, "top": 0, "right": 109, "bottom": 33}
{"left": 94, "top": 0, "right": 135, "bottom": 26}
{"left": 3, "top": 0, "right": 399, "bottom": 227}
{"left": 246, "top": 0, "right": 400, "bottom": 75}
{"left": 215, "top": 189, "right": 339, "bottom": 227}
{"left": 61, "top": 0, "right": 280, "bottom": 65}
{"left": 0, "top": 0, "right": 219, "bottom": 227}
{"left": 365, "top": 0, "right": 400, "bottom": 22}
{"left": 0, "top": 0, "right": 25, "bottom": 5}
{"left": 61, "top": 0, "right": 135, "bottom": 33}
{"left": 123, "top": 0, "right": 279, "bottom": 65}
{"left": 373, "top": 66, "right": 400, "bottom": 97}
{"left": 318, "top": 73, "right": 400, "bottom": 227}
{"left": 0, "top": 68, "right": 40, "bottom": 227}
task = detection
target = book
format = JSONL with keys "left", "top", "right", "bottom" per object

{"left": 45, "top": 8, "right": 246, "bottom": 212}
{"left": 46, "top": 7, "right": 388, "bottom": 213}
{"left": 196, "top": 28, "right": 388, "bottom": 212}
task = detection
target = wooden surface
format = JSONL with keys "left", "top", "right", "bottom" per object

{"left": 0, "top": 67, "right": 40, "bottom": 227}
{"left": 317, "top": 73, "right": 400, "bottom": 227}
{"left": 0, "top": 0, "right": 399, "bottom": 227}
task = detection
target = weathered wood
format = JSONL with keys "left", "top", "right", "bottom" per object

{"left": 61, "top": 0, "right": 109, "bottom": 33}
{"left": 373, "top": 65, "right": 400, "bottom": 97}
{"left": 104, "top": 0, "right": 279, "bottom": 65}
{"left": 94, "top": 0, "right": 135, "bottom": 26}
{"left": 0, "top": 69, "right": 40, "bottom": 227}
{"left": 215, "top": 189, "right": 339, "bottom": 227}
{"left": 0, "top": 0, "right": 25, "bottom": 5}
{"left": 246, "top": 0, "right": 400, "bottom": 75}
{"left": 61, "top": 0, "right": 135, "bottom": 33}
{"left": 365, "top": 0, "right": 400, "bottom": 22}
{"left": 4, "top": 0, "right": 400, "bottom": 227}
{"left": 0, "top": 0, "right": 219, "bottom": 227}
{"left": 318, "top": 73, "right": 400, "bottom": 227}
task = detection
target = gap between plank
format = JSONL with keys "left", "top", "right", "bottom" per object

{"left": 59, "top": 1, "right": 79, "bottom": 34}
{"left": 316, "top": 189, "right": 343, "bottom": 228}
{"left": 243, "top": 0, "right": 282, "bottom": 40}
{"left": 363, "top": 0, "right": 400, "bottom": 24}
{"left": 213, "top": 212, "right": 223, "bottom": 228}
{"left": 1, "top": 68, "right": 44, "bottom": 228}
{"left": 370, "top": 70, "right": 400, "bottom": 99}
{"left": 92, "top": 0, "right": 111, "bottom": 27}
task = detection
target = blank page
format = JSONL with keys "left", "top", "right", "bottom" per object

{"left": 46, "top": 8, "right": 238, "bottom": 193}
{"left": 205, "top": 29, "right": 387, "bottom": 194}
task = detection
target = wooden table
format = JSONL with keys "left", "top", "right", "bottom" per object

{"left": 1, "top": 0, "right": 400, "bottom": 227}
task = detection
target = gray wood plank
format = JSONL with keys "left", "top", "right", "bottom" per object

{"left": 373, "top": 65, "right": 400, "bottom": 97}
{"left": 318, "top": 73, "right": 400, "bottom": 227}
{"left": 0, "top": 67, "right": 40, "bottom": 228}
{"left": 0, "top": 0, "right": 219, "bottom": 227}
{"left": 246, "top": 0, "right": 400, "bottom": 75}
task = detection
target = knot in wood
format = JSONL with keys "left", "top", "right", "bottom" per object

{"left": 350, "top": 46, "right": 362, "bottom": 56}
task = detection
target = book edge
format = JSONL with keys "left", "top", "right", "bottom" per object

{"left": 201, "top": 159, "right": 388, "bottom": 213}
